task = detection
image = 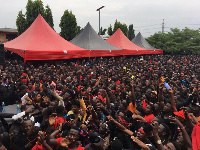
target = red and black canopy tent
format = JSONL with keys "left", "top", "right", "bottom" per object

{"left": 106, "top": 28, "right": 148, "bottom": 55}
{"left": 71, "top": 22, "right": 122, "bottom": 57}
{"left": 4, "top": 14, "right": 89, "bottom": 62}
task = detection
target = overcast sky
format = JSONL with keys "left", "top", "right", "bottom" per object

{"left": 1, "top": 0, "right": 200, "bottom": 38}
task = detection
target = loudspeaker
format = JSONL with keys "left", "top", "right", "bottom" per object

{"left": 0, "top": 44, "right": 5, "bottom": 67}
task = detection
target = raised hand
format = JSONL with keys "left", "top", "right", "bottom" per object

{"left": 106, "top": 115, "right": 114, "bottom": 122}
{"left": 60, "top": 137, "right": 71, "bottom": 147}
{"left": 168, "top": 88, "right": 174, "bottom": 94}
{"left": 159, "top": 83, "right": 164, "bottom": 90}
{"left": 169, "top": 116, "right": 183, "bottom": 127}
{"left": 25, "top": 107, "right": 34, "bottom": 115}
{"left": 58, "top": 123, "right": 62, "bottom": 132}
{"left": 180, "top": 107, "right": 189, "bottom": 119}
{"left": 38, "top": 131, "right": 47, "bottom": 144}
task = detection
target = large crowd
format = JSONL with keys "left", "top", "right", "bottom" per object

{"left": 0, "top": 54, "right": 199, "bottom": 150}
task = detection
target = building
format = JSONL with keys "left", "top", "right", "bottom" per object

{"left": 0, "top": 28, "right": 18, "bottom": 43}
{"left": 100, "top": 34, "right": 110, "bottom": 40}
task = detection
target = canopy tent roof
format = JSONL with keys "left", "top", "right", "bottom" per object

{"left": 106, "top": 28, "right": 147, "bottom": 55}
{"left": 71, "top": 22, "right": 121, "bottom": 57}
{"left": 4, "top": 14, "right": 89, "bottom": 61}
{"left": 132, "top": 32, "right": 156, "bottom": 50}
{"left": 131, "top": 32, "right": 163, "bottom": 54}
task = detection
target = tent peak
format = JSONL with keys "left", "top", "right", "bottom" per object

{"left": 37, "top": 13, "right": 42, "bottom": 17}
{"left": 116, "top": 28, "right": 122, "bottom": 32}
{"left": 86, "top": 22, "right": 92, "bottom": 27}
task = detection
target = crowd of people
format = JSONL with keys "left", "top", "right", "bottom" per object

{"left": 0, "top": 54, "right": 199, "bottom": 150}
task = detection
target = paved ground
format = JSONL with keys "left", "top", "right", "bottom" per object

{"left": 4, "top": 104, "right": 18, "bottom": 114}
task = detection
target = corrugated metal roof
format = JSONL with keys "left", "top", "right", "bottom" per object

{"left": 0, "top": 28, "right": 18, "bottom": 33}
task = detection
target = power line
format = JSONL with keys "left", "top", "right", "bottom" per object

{"left": 134, "top": 24, "right": 160, "bottom": 28}
{"left": 141, "top": 27, "right": 161, "bottom": 31}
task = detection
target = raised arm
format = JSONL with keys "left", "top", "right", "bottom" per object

{"left": 103, "top": 89, "right": 110, "bottom": 108}
{"left": 94, "top": 76, "right": 101, "bottom": 88}
{"left": 158, "top": 83, "right": 165, "bottom": 109}
{"left": 151, "top": 121, "right": 165, "bottom": 150}
{"left": 130, "top": 80, "right": 136, "bottom": 105}
{"left": 170, "top": 117, "right": 192, "bottom": 149}
{"left": 131, "top": 136, "right": 150, "bottom": 150}
{"left": 88, "top": 105, "right": 100, "bottom": 126}
{"left": 168, "top": 89, "right": 177, "bottom": 112}
{"left": 107, "top": 115, "right": 134, "bottom": 136}
{"left": 38, "top": 131, "right": 53, "bottom": 150}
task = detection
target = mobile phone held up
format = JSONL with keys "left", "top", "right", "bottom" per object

{"left": 164, "top": 82, "right": 171, "bottom": 90}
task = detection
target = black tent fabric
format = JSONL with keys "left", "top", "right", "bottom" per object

{"left": 71, "top": 22, "right": 120, "bottom": 50}
{"left": 131, "top": 32, "right": 156, "bottom": 50}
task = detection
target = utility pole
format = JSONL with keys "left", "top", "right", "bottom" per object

{"left": 162, "top": 19, "right": 165, "bottom": 33}
{"left": 96, "top": 6, "right": 105, "bottom": 35}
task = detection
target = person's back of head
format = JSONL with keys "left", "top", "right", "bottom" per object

{"left": 71, "top": 99, "right": 80, "bottom": 108}
{"left": 0, "top": 86, "right": 6, "bottom": 94}
{"left": 56, "top": 105, "right": 65, "bottom": 116}
{"left": 111, "top": 139, "right": 123, "bottom": 150}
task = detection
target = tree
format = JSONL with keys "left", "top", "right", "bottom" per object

{"left": 77, "top": 26, "right": 83, "bottom": 35}
{"left": 32, "top": 0, "right": 45, "bottom": 20}
{"left": 128, "top": 24, "right": 135, "bottom": 40}
{"left": 59, "top": 10, "right": 77, "bottom": 41}
{"left": 26, "top": 0, "right": 45, "bottom": 27}
{"left": 107, "top": 24, "right": 113, "bottom": 36}
{"left": 17, "top": 0, "right": 54, "bottom": 34}
{"left": 146, "top": 28, "right": 200, "bottom": 54}
{"left": 16, "top": 11, "right": 27, "bottom": 35}
{"left": 26, "top": 0, "right": 34, "bottom": 27}
{"left": 113, "top": 20, "right": 128, "bottom": 36}
{"left": 99, "top": 27, "right": 107, "bottom": 35}
{"left": 44, "top": 5, "right": 54, "bottom": 29}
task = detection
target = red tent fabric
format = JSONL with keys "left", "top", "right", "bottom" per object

{"left": 4, "top": 14, "right": 89, "bottom": 61}
{"left": 106, "top": 28, "right": 147, "bottom": 55}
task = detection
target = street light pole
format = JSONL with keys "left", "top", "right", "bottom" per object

{"left": 96, "top": 6, "right": 105, "bottom": 35}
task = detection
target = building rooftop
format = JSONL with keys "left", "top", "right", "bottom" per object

{"left": 0, "top": 28, "right": 18, "bottom": 33}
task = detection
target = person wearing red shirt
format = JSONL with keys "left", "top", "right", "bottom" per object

{"left": 49, "top": 127, "right": 84, "bottom": 150}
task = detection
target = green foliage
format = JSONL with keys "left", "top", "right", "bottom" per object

{"left": 59, "top": 10, "right": 78, "bottom": 41}
{"left": 26, "top": 0, "right": 34, "bottom": 27}
{"left": 99, "top": 27, "right": 107, "bottom": 35}
{"left": 26, "top": 0, "right": 44, "bottom": 27}
{"left": 44, "top": 5, "right": 54, "bottom": 29}
{"left": 128, "top": 24, "right": 135, "bottom": 40}
{"left": 32, "top": 0, "right": 45, "bottom": 20}
{"left": 77, "top": 26, "right": 83, "bottom": 35}
{"left": 107, "top": 21, "right": 135, "bottom": 39}
{"left": 107, "top": 24, "right": 113, "bottom": 36}
{"left": 146, "top": 28, "right": 200, "bottom": 54}
{"left": 113, "top": 20, "right": 128, "bottom": 36}
{"left": 17, "top": 0, "right": 54, "bottom": 34}
{"left": 16, "top": 11, "right": 27, "bottom": 35}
